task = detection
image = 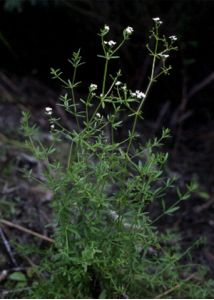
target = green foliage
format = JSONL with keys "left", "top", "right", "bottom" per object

{"left": 21, "top": 21, "right": 213, "bottom": 298}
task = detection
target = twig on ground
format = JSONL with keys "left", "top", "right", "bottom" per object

{"left": 155, "top": 273, "right": 195, "bottom": 299}
{"left": 194, "top": 197, "right": 214, "bottom": 213}
{"left": 187, "top": 72, "right": 214, "bottom": 99}
{"left": 0, "top": 227, "right": 18, "bottom": 266}
{"left": 153, "top": 101, "right": 170, "bottom": 133}
{"left": 171, "top": 71, "right": 214, "bottom": 128}
{"left": 0, "top": 219, "right": 54, "bottom": 243}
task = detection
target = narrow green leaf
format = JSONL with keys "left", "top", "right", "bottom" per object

{"left": 166, "top": 206, "right": 179, "bottom": 215}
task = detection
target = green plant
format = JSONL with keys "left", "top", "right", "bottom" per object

{"left": 21, "top": 19, "right": 213, "bottom": 298}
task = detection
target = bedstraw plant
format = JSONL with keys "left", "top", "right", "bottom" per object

{"left": 21, "top": 19, "right": 213, "bottom": 298}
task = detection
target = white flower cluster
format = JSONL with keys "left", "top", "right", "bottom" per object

{"left": 45, "top": 107, "right": 53, "bottom": 115}
{"left": 152, "top": 17, "right": 163, "bottom": 25}
{"left": 89, "top": 83, "right": 98, "bottom": 91}
{"left": 169, "top": 35, "right": 177, "bottom": 41}
{"left": 124, "top": 26, "right": 134, "bottom": 35}
{"left": 130, "top": 90, "right": 146, "bottom": 99}
{"left": 115, "top": 81, "right": 122, "bottom": 86}
{"left": 104, "top": 40, "right": 116, "bottom": 47}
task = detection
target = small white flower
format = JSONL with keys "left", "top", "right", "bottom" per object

{"left": 104, "top": 40, "right": 116, "bottom": 47}
{"left": 45, "top": 107, "right": 52, "bottom": 112}
{"left": 131, "top": 90, "right": 145, "bottom": 99}
{"left": 137, "top": 92, "right": 146, "bottom": 99}
{"left": 159, "top": 53, "right": 169, "bottom": 59}
{"left": 50, "top": 124, "right": 55, "bottom": 129}
{"left": 169, "top": 35, "right": 177, "bottom": 41}
{"left": 96, "top": 113, "right": 101, "bottom": 118}
{"left": 152, "top": 17, "right": 163, "bottom": 24}
{"left": 45, "top": 107, "right": 53, "bottom": 115}
{"left": 125, "top": 26, "right": 134, "bottom": 35}
{"left": 104, "top": 25, "right": 110, "bottom": 32}
{"left": 115, "top": 81, "right": 122, "bottom": 86}
{"left": 122, "top": 84, "right": 127, "bottom": 90}
{"left": 108, "top": 40, "right": 116, "bottom": 47}
{"left": 136, "top": 90, "right": 146, "bottom": 99}
{"left": 89, "top": 83, "right": 97, "bottom": 91}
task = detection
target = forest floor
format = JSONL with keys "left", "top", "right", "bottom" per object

{"left": 0, "top": 72, "right": 214, "bottom": 297}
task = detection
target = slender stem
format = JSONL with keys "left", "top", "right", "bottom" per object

{"left": 65, "top": 228, "right": 69, "bottom": 255}
{"left": 111, "top": 39, "right": 126, "bottom": 56}
{"left": 126, "top": 29, "right": 159, "bottom": 154}
{"left": 111, "top": 125, "right": 114, "bottom": 144}
{"left": 88, "top": 101, "right": 101, "bottom": 124}
{"left": 67, "top": 141, "right": 73, "bottom": 171}
{"left": 84, "top": 92, "right": 93, "bottom": 127}
{"left": 104, "top": 73, "right": 120, "bottom": 98}
{"left": 89, "top": 57, "right": 109, "bottom": 123}
{"left": 91, "top": 36, "right": 125, "bottom": 124}
{"left": 152, "top": 198, "right": 182, "bottom": 224}
{"left": 102, "top": 58, "right": 109, "bottom": 96}
{"left": 71, "top": 67, "right": 80, "bottom": 130}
